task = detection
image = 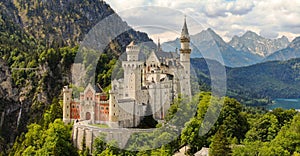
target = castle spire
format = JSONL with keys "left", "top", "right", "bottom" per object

{"left": 180, "top": 16, "right": 191, "bottom": 54}
{"left": 181, "top": 16, "right": 190, "bottom": 40}
{"left": 157, "top": 37, "right": 161, "bottom": 51}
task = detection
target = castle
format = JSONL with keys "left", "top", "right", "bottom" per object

{"left": 63, "top": 18, "right": 192, "bottom": 128}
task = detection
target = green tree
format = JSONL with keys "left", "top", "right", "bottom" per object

{"left": 245, "top": 113, "right": 279, "bottom": 142}
{"left": 37, "top": 119, "right": 77, "bottom": 156}
{"left": 209, "top": 126, "right": 231, "bottom": 156}
{"left": 232, "top": 141, "right": 263, "bottom": 156}
{"left": 42, "top": 98, "right": 63, "bottom": 128}
{"left": 93, "top": 134, "right": 107, "bottom": 156}
{"left": 218, "top": 98, "right": 249, "bottom": 141}
{"left": 270, "top": 108, "right": 297, "bottom": 127}
{"left": 151, "top": 145, "right": 172, "bottom": 156}
{"left": 258, "top": 143, "right": 290, "bottom": 156}
{"left": 270, "top": 114, "right": 300, "bottom": 154}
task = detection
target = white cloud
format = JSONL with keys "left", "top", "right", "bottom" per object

{"left": 106, "top": 0, "right": 300, "bottom": 43}
{"left": 203, "top": 0, "right": 254, "bottom": 17}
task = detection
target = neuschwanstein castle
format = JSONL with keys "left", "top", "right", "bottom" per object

{"left": 63, "top": 18, "right": 192, "bottom": 128}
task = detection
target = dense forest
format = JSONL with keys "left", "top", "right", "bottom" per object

{"left": 7, "top": 92, "right": 300, "bottom": 155}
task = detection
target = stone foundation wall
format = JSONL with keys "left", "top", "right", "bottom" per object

{"left": 72, "top": 122, "right": 152, "bottom": 154}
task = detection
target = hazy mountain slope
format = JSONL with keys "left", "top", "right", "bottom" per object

{"left": 162, "top": 28, "right": 263, "bottom": 67}
{"left": 229, "top": 31, "right": 289, "bottom": 57}
{"left": 264, "top": 37, "right": 300, "bottom": 62}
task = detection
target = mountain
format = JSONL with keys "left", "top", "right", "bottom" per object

{"left": 0, "top": 0, "right": 154, "bottom": 151}
{"left": 162, "top": 28, "right": 263, "bottom": 67}
{"left": 264, "top": 37, "right": 300, "bottom": 62}
{"left": 192, "top": 58, "right": 300, "bottom": 105}
{"left": 1, "top": 0, "right": 153, "bottom": 49}
{"left": 229, "top": 31, "right": 290, "bottom": 57}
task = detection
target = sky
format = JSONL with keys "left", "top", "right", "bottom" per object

{"left": 106, "top": 0, "right": 300, "bottom": 43}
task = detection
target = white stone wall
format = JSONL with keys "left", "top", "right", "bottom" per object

{"left": 148, "top": 79, "right": 173, "bottom": 120}
{"left": 63, "top": 86, "right": 72, "bottom": 123}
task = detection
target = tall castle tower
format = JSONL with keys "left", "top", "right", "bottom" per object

{"left": 180, "top": 17, "right": 192, "bottom": 97}
{"left": 122, "top": 41, "right": 143, "bottom": 99}
{"left": 63, "top": 86, "right": 72, "bottom": 123}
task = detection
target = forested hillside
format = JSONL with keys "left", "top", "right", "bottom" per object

{"left": 191, "top": 58, "right": 300, "bottom": 105}
{"left": 0, "top": 0, "right": 153, "bottom": 153}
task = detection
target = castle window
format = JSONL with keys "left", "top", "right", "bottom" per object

{"left": 67, "top": 98, "right": 69, "bottom": 100}
{"left": 67, "top": 106, "right": 69, "bottom": 108}
{"left": 114, "top": 113, "right": 115, "bottom": 116}
{"left": 113, "top": 104, "right": 115, "bottom": 107}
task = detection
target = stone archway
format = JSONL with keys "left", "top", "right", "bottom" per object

{"left": 86, "top": 112, "right": 91, "bottom": 120}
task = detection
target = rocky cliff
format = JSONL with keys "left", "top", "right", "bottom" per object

{"left": 0, "top": 0, "right": 154, "bottom": 151}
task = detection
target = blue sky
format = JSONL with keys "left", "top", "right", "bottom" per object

{"left": 106, "top": 0, "right": 300, "bottom": 43}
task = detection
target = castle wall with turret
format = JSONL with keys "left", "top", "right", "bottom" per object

{"left": 64, "top": 17, "right": 192, "bottom": 128}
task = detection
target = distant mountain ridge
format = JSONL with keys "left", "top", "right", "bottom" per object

{"left": 229, "top": 31, "right": 289, "bottom": 57}
{"left": 265, "top": 37, "right": 300, "bottom": 62}
{"left": 162, "top": 28, "right": 295, "bottom": 67}
{"left": 162, "top": 28, "right": 263, "bottom": 67}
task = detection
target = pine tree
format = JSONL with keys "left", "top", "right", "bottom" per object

{"left": 209, "top": 126, "right": 231, "bottom": 156}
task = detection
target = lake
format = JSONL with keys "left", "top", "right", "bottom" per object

{"left": 266, "top": 98, "right": 300, "bottom": 110}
